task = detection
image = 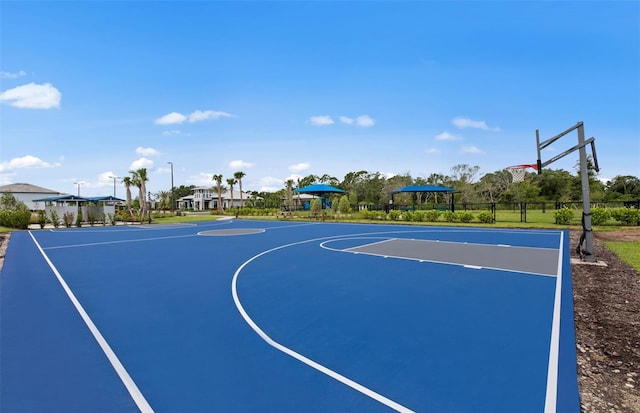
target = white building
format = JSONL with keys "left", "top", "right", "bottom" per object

{"left": 0, "top": 183, "right": 64, "bottom": 210}
{"left": 177, "top": 187, "right": 259, "bottom": 211}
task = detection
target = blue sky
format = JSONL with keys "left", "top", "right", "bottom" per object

{"left": 1, "top": 1, "right": 638, "bottom": 197}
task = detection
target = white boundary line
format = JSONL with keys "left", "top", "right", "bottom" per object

{"left": 544, "top": 231, "right": 564, "bottom": 413}
{"left": 231, "top": 236, "right": 414, "bottom": 413}
{"left": 43, "top": 234, "right": 198, "bottom": 250}
{"left": 28, "top": 231, "right": 154, "bottom": 413}
{"left": 320, "top": 237, "right": 557, "bottom": 278}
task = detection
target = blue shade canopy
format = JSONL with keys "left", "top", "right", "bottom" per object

{"left": 293, "top": 184, "right": 345, "bottom": 194}
{"left": 391, "top": 185, "right": 455, "bottom": 193}
{"left": 33, "top": 195, "right": 86, "bottom": 202}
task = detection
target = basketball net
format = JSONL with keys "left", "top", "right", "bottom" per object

{"left": 506, "top": 164, "right": 538, "bottom": 183}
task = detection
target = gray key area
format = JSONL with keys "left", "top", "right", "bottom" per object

{"left": 345, "top": 238, "right": 559, "bottom": 277}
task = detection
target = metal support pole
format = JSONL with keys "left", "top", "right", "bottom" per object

{"left": 578, "top": 124, "right": 596, "bottom": 261}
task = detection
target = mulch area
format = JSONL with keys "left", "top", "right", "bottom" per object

{"left": 1, "top": 230, "right": 638, "bottom": 411}
{"left": 572, "top": 229, "right": 640, "bottom": 412}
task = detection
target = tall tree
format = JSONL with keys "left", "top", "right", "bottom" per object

{"left": 121, "top": 176, "right": 134, "bottom": 219}
{"left": 285, "top": 179, "right": 294, "bottom": 210}
{"left": 212, "top": 174, "right": 224, "bottom": 211}
{"left": 234, "top": 171, "right": 246, "bottom": 208}
{"left": 129, "top": 168, "right": 149, "bottom": 220}
{"left": 226, "top": 178, "right": 237, "bottom": 209}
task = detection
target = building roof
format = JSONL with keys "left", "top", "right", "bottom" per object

{"left": 0, "top": 183, "right": 62, "bottom": 194}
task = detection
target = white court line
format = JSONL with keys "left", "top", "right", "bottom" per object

{"left": 43, "top": 234, "right": 198, "bottom": 250}
{"left": 544, "top": 231, "right": 564, "bottom": 413}
{"left": 232, "top": 235, "right": 414, "bottom": 413}
{"left": 28, "top": 231, "right": 153, "bottom": 412}
{"left": 321, "top": 237, "right": 557, "bottom": 278}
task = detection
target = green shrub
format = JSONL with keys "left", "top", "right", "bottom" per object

{"left": 590, "top": 207, "right": 611, "bottom": 226}
{"left": 75, "top": 209, "right": 83, "bottom": 227}
{"left": 443, "top": 211, "right": 459, "bottom": 222}
{"left": 424, "top": 210, "right": 441, "bottom": 222}
{"left": 458, "top": 211, "right": 475, "bottom": 223}
{"left": 402, "top": 211, "right": 414, "bottom": 221}
{"left": 388, "top": 210, "right": 401, "bottom": 221}
{"left": 411, "top": 210, "right": 425, "bottom": 222}
{"left": 338, "top": 195, "right": 351, "bottom": 214}
{"left": 49, "top": 210, "right": 60, "bottom": 228}
{"left": 610, "top": 208, "right": 640, "bottom": 226}
{"left": 0, "top": 193, "right": 31, "bottom": 229}
{"left": 554, "top": 207, "right": 575, "bottom": 225}
{"left": 63, "top": 212, "right": 74, "bottom": 228}
{"left": 310, "top": 199, "right": 322, "bottom": 215}
{"left": 478, "top": 211, "right": 494, "bottom": 224}
{"left": 38, "top": 210, "right": 47, "bottom": 228}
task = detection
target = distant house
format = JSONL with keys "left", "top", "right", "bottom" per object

{"left": 0, "top": 183, "right": 64, "bottom": 210}
{"left": 178, "top": 187, "right": 260, "bottom": 211}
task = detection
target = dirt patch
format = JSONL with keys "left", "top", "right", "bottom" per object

{"left": 594, "top": 227, "right": 640, "bottom": 242}
{"left": 0, "top": 230, "right": 638, "bottom": 410}
{"left": 571, "top": 230, "right": 640, "bottom": 412}
{"left": 0, "top": 233, "right": 9, "bottom": 272}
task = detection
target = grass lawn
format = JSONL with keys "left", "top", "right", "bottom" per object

{"left": 603, "top": 241, "right": 640, "bottom": 272}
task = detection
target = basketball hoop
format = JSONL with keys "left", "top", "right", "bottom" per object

{"left": 506, "top": 164, "right": 538, "bottom": 183}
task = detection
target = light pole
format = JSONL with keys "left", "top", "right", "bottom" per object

{"left": 109, "top": 176, "right": 120, "bottom": 198}
{"left": 74, "top": 181, "right": 84, "bottom": 197}
{"left": 168, "top": 161, "right": 174, "bottom": 214}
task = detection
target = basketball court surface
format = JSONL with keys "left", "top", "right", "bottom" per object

{"left": 1, "top": 219, "right": 580, "bottom": 412}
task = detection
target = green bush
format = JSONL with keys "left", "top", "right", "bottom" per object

{"left": 443, "top": 211, "right": 459, "bottom": 222}
{"left": 0, "top": 193, "right": 31, "bottom": 229}
{"left": 478, "top": 211, "right": 494, "bottom": 224}
{"left": 610, "top": 208, "right": 640, "bottom": 226}
{"left": 38, "top": 210, "right": 47, "bottom": 228}
{"left": 402, "top": 211, "right": 414, "bottom": 221}
{"left": 424, "top": 210, "right": 441, "bottom": 222}
{"left": 63, "top": 212, "right": 74, "bottom": 228}
{"left": 590, "top": 207, "right": 611, "bottom": 226}
{"left": 310, "top": 199, "right": 322, "bottom": 215}
{"left": 411, "top": 210, "right": 425, "bottom": 222}
{"left": 388, "top": 210, "right": 401, "bottom": 221}
{"left": 75, "top": 209, "right": 83, "bottom": 227}
{"left": 338, "top": 195, "right": 351, "bottom": 214}
{"left": 458, "top": 211, "right": 474, "bottom": 223}
{"left": 49, "top": 210, "right": 60, "bottom": 228}
{"left": 554, "top": 207, "right": 575, "bottom": 225}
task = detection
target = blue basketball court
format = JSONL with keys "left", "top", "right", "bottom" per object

{"left": 1, "top": 219, "right": 580, "bottom": 412}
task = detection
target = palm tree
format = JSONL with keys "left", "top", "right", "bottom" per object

{"left": 130, "top": 168, "right": 149, "bottom": 221}
{"left": 122, "top": 176, "right": 134, "bottom": 220}
{"left": 212, "top": 174, "right": 224, "bottom": 212}
{"left": 285, "top": 179, "right": 294, "bottom": 211}
{"left": 226, "top": 178, "right": 237, "bottom": 209}
{"left": 234, "top": 171, "right": 246, "bottom": 208}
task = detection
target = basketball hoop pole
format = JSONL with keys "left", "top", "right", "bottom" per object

{"left": 536, "top": 121, "right": 599, "bottom": 262}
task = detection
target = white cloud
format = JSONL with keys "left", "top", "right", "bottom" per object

{"left": 461, "top": 145, "right": 486, "bottom": 154}
{"left": 452, "top": 117, "right": 500, "bottom": 132}
{"left": 155, "top": 112, "right": 187, "bottom": 125}
{"left": 258, "top": 176, "right": 284, "bottom": 192}
{"left": 355, "top": 115, "right": 375, "bottom": 127}
{"left": 229, "top": 160, "right": 255, "bottom": 169}
{"left": 185, "top": 172, "right": 214, "bottom": 187}
{"left": 161, "top": 130, "right": 184, "bottom": 136}
{"left": 136, "top": 147, "right": 160, "bottom": 157}
{"left": 425, "top": 148, "right": 441, "bottom": 154}
{"left": 156, "top": 110, "right": 234, "bottom": 125}
{"left": 0, "top": 155, "right": 58, "bottom": 172}
{"left": 0, "top": 83, "right": 61, "bottom": 109}
{"left": 286, "top": 174, "right": 303, "bottom": 183}
{"left": 129, "top": 157, "right": 154, "bottom": 170}
{"left": 339, "top": 116, "right": 354, "bottom": 125}
{"left": 435, "top": 131, "right": 462, "bottom": 141}
{"left": 0, "top": 70, "right": 26, "bottom": 79}
{"left": 310, "top": 115, "right": 334, "bottom": 126}
{"left": 289, "top": 162, "right": 310, "bottom": 173}
{"left": 188, "top": 110, "right": 233, "bottom": 122}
